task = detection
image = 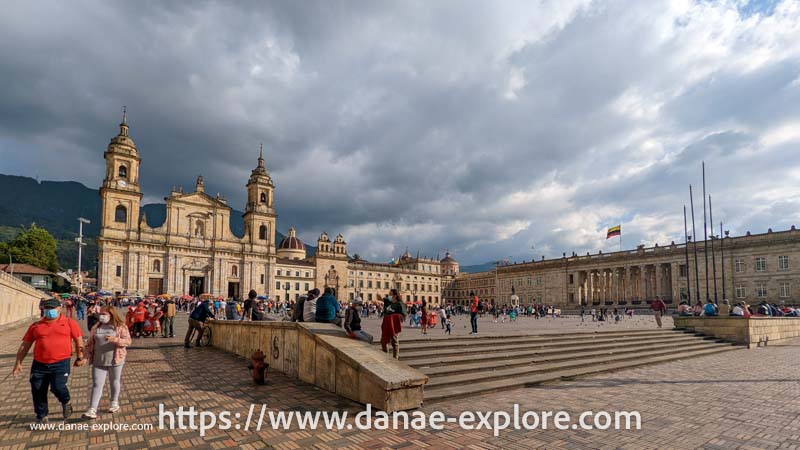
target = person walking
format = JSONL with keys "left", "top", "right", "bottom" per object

{"left": 11, "top": 297, "right": 85, "bottom": 423}
{"left": 162, "top": 298, "right": 176, "bottom": 338}
{"left": 469, "top": 292, "right": 479, "bottom": 335}
{"left": 82, "top": 306, "right": 131, "bottom": 419}
{"left": 75, "top": 297, "right": 86, "bottom": 321}
{"left": 438, "top": 307, "right": 447, "bottom": 329}
{"left": 184, "top": 298, "right": 213, "bottom": 348}
{"left": 380, "top": 289, "right": 406, "bottom": 358}
{"left": 420, "top": 300, "right": 429, "bottom": 335}
{"left": 651, "top": 296, "right": 667, "bottom": 328}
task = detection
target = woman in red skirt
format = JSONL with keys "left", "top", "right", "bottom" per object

{"left": 380, "top": 289, "right": 406, "bottom": 359}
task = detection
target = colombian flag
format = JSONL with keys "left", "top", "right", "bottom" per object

{"left": 606, "top": 225, "right": 621, "bottom": 239}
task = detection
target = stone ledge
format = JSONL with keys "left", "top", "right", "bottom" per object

{"left": 673, "top": 315, "right": 800, "bottom": 347}
{"left": 208, "top": 320, "right": 428, "bottom": 412}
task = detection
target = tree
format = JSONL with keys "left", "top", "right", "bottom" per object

{"left": 1, "top": 224, "right": 60, "bottom": 272}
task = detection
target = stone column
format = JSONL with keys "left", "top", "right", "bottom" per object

{"left": 588, "top": 271, "right": 593, "bottom": 303}
{"left": 640, "top": 265, "right": 647, "bottom": 299}
{"left": 671, "top": 262, "right": 680, "bottom": 302}
{"left": 655, "top": 263, "right": 662, "bottom": 299}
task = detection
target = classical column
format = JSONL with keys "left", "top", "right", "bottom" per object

{"left": 671, "top": 262, "right": 680, "bottom": 302}
{"left": 655, "top": 263, "right": 662, "bottom": 299}
{"left": 640, "top": 265, "right": 647, "bottom": 299}
{"left": 588, "top": 271, "right": 594, "bottom": 303}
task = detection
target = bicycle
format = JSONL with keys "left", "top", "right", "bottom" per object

{"left": 188, "top": 322, "right": 213, "bottom": 347}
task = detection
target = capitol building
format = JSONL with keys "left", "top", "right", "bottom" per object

{"left": 97, "top": 114, "right": 798, "bottom": 307}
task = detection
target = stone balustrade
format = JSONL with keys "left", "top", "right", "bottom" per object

{"left": 0, "top": 270, "right": 44, "bottom": 328}
{"left": 673, "top": 315, "right": 800, "bottom": 348}
{"left": 207, "top": 320, "right": 428, "bottom": 412}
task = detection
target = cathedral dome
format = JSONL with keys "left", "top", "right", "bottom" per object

{"left": 440, "top": 253, "right": 457, "bottom": 264}
{"left": 277, "top": 227, "right": 307, "bottom": 260}
{"left": 278, "top": 234, "right": 305, "bottom": 250}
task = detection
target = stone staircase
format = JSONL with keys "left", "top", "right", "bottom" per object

{"left": 397, "top": 329, "right": 738, "bottom": 402}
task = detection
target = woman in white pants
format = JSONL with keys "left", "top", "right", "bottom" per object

{"left": 83, "top": 306, "right": 131, "bottom": 419}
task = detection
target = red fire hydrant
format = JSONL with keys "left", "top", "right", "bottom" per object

{"left": 249, "top": 349, "right": 269, "bottom": 385}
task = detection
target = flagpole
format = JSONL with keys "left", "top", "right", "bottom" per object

{"left": 683, "top": 205, "right": 692, "bottom": 303}
{"left": 709, "top": 195, "right": 718, "bottom": 304}
{"left": 702, "top": 162, "right": 710, "bottom": 303}
{"left": 689, "top": 184, "right": 701, "bottom": 303}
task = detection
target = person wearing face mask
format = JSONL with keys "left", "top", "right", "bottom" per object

{"left": 82, "top": 306, "right": 131, "bottom": 419}
{"left": 11, "top": 297, "right": 85, "bottom": 423}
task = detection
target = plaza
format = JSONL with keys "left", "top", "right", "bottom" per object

{"left": 2, "top": 311, "right": 799, "bottom": 449}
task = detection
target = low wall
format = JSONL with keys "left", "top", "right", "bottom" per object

{"left": 673, "top": 316, "right": 800, "bottom": 348}
{"left": 0, "top": 271, "right": 43, "bottom": 329}
{"left": 208, "top": 321, "right": 428, "bottom": 412}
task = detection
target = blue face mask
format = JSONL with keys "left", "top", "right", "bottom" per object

{"left": 44, "top": 309, "right": 59, "bottom": 320}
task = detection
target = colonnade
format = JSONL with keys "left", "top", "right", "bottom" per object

{"left": 574, "top": 262, "right": 678, "bottom": 305}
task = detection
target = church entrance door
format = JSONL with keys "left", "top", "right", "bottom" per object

{"left": 228, "top": 282, "right": 240, "bottom": 299}
{"left": 189, "top": 277, "right": 205, "bottom": 296}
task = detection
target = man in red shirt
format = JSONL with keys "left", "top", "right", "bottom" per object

{"left": 651, "top": 296, "right": 667, "bottom": 328}
{"left": 12, "top": 297, "right": 85, "bottom": 423}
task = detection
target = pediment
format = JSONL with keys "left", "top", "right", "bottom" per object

{"left": 170, "top": 191, "right": 230, "bottom": 209}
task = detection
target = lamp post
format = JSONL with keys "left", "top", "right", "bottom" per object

{"left": 76, "top": 217, "right": 90, "bottom": 293}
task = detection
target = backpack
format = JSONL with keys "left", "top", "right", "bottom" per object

{"left": 704, "top": 303, "right": 716, "bottom": 315}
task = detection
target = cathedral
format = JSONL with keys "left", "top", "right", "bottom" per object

{"left": 96, "top": 113, "right": 454, "bottom": 303}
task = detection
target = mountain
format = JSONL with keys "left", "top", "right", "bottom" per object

{"left": 0, "top": 174, "right": 314, "bottom": 273}
{"left": 459, "top": 261, "right": 497, "bottom": 273}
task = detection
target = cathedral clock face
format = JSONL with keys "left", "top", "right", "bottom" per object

{"left": 118, "top": 180, "right": 128, "bottom": 187}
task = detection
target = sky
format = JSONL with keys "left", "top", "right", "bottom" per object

{"left": 1, "top": 0, "right": 799, "bottom": 266}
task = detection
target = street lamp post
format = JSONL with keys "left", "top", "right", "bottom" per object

{"left": 76, "top": 217, "right": 90, "bottom": 293}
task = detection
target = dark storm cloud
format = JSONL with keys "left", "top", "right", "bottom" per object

{"left": 1, "top": 0, "right": 799, "bottom": 265}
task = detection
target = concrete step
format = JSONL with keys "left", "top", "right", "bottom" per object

{"left": 407, "top": 334, "right": 708, "bottom": 368}
{"left": 401, "top": 333, "right": 698, "bottom": 362}
{"left": 423, "top": 345, "right": 738, "bottom": 402}
{"left": 417, "top": 336, "right": 716, "bottom": 377}
{"left": 399, "top": 329, "right": 678, "bottom": 352}
{"left": 424, "top": 341, "right": 725, "bottom": 389}
{"left": 398, "top": 328, "right": 677, "bottom": 346}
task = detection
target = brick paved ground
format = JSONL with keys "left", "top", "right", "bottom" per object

{"left": 1, "top": 311, "right": 798, "bottom": 449}
{"left": 356, "top": 311, "right": 675, "bottom": 340}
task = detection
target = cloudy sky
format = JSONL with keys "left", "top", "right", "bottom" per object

{"left": 1, "top": 0, "right": 799, "bottom": 265}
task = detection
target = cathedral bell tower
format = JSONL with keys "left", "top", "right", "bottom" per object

{"left": 99, "top": 107, "right": 143, "bottom": 235}
{"left": 243, "top": 144, "right": 276, "bottom": 253}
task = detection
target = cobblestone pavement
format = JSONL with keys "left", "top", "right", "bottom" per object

{"left": 1, "top": 312, "right": 798, "bottom": 449}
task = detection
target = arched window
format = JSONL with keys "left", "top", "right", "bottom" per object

{"left": 194, "top": 220, "right": 204, "bottom": 237}
{"left": 231, "top": 265, "right": 238, "bottom": 277}
{"left": 114, "top": 205, "right": 127, "bottom": 223}
{"left": 118, "top": 165, "right": 127, "bottom": 179}
{"left": 259, "top": 225, "right": 267, "bottom": 240}
{"left": 153, "top": 259, "right": 161, "bottom": 273}
{"left": 260, "top": 193, "right": 267, "bottom": 204}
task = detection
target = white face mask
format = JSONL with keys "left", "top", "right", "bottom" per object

{"left": 99, "top": 314, "right": 111, "bottom": 324}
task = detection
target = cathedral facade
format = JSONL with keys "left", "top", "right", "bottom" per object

{"left": 97, "top": 114, "right": 277, "bottom": 298}
{"left": 96, "top": 115, "right": 452, "bottom": 302}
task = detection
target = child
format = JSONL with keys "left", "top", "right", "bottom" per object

{"left": 445, "top": 314, "right": 452, "bottom": 335}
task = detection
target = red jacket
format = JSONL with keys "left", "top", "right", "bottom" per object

{"left": 133, "top": 306, "right": 147, "bottom": 323}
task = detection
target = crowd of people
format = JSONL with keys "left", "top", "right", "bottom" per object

{"left": 677, "top": 298, "right": 800, "bottom": 317}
